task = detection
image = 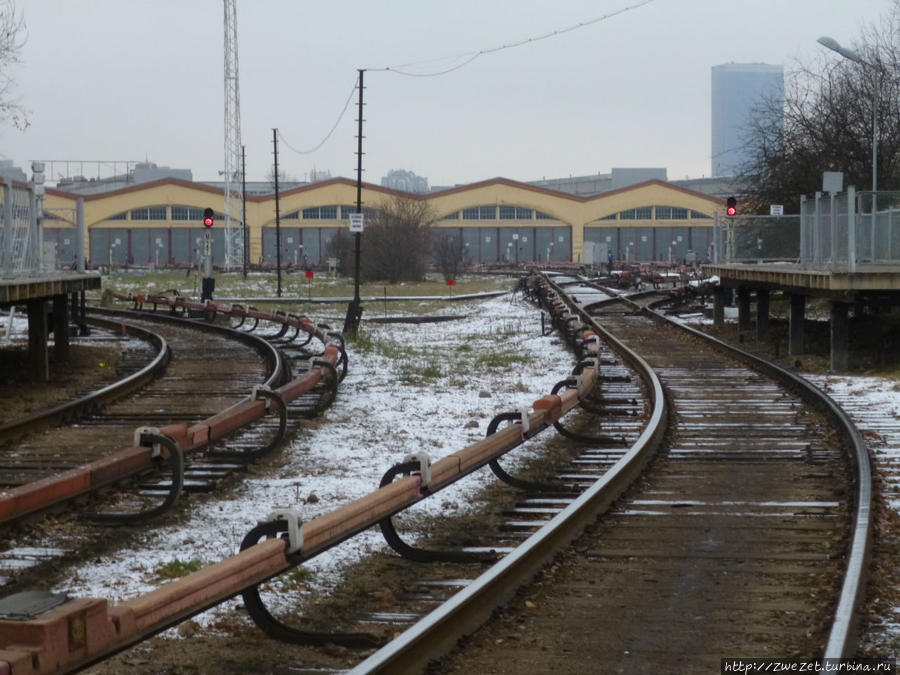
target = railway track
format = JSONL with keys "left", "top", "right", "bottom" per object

{"left": 0, "top": 276, "right": 871, "bottom": 674}
{"left": 0, "top": 299, "right": 343, "bottom": 596}
{"left": 353, "top": 273, "right": 870, "bottom": 673}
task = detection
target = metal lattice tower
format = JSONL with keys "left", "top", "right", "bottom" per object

{"left": 223, "top": 0, "right": 243, "bottom": 271}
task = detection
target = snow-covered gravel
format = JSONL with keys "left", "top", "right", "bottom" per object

{"left": 53, "top": 292, "right": 576, "bottom": 622}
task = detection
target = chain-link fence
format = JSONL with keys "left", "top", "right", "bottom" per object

{"left": 717, "top": 188, "right": 900, "bottom": 270}
{"left": 799, "top": 187, "right": 900, "bottom": 270}
{"left": 853, "top": 190, "right": 900, "bottom": 264}
{"left": 715, "top": 213, "right": 801, "bottom": 263}
{"left": 0, "top": 180, "right": 41, "bottom": 278}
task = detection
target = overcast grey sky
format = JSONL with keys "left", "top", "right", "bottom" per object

{"left": 0, "top": 0, "right": 892, "bottom": 187}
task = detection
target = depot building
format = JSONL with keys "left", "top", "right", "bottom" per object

{"left": 41, "top": 176, "right": 725, "bottom": 267}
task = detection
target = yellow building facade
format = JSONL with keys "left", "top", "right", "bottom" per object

{"left": 42, "top": 176, "right": 724, "bottom": 267}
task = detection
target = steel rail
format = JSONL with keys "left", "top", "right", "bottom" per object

{"left": 352, "top": 273, "right": 870, "bottom": 671}
{"left": 0, "top": 317, "right": 170, "bottom": 443}
{"left": 625, "top": 292, "right": 871, "bottom": 659}
{"left": 0, "top": 288, "right": 603, "bottom": 674}
{"left": 348, "top": 275, "right": 668, "bottom": 674}
{"left": 0, "top": 307, "right": 295, "bottom": 526}
{"left": 559, "top": 279, "right": 870, "bottom": 659}
{"left": 89, "top": 306, "right": 285, "bottom": 389}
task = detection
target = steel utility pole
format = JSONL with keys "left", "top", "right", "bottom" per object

{"left": 223, "top": 0, "right": 244, "bottom": 271}
{"left": 343, "top": 69, "right": 365, "bottom": 334}
{"left": 272, "top": 129, "right": 282, "bottom": 298}
{"left": 241, "top": 144, "right": 247, "bottom": 279}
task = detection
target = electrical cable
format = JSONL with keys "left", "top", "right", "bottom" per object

{"left": 278, "top": 0, "right": 655, "bottom": 154}
{"left": 371, "top": 0, "right": 657, "bottom": 77}
{"left": 278, "top": 74, "right": 359, "bottom": 155}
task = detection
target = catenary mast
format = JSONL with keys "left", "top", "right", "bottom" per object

{"left": 223, "top": 0, "right": 243, "bottom": 270}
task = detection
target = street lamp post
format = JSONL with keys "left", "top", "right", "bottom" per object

{"left": 817, "top": 36, "right": 880, "bottom": 205}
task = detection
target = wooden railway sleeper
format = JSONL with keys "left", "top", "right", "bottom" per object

{"left": 486, "top": 411, "right": 559, "bottom": 491}
{"left": 81, "top": 428, "right": 185, "bottom": 525}
{"left": 377, "top": 455, "right": 500, "bottom": 564}
{"left": 239, "top": 518, "right": 384, "bottom": 649}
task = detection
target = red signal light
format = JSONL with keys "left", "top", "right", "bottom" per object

{"left": 726, "top": 197, "right": 737, "bottom": 217}
{"left": 203, "top": 207, "right": 214, "bottom": 228}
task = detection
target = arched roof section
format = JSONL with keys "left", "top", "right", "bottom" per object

{"left": 52, "top": 179, "right": 226, "bottom": 227}
{"left": 427, "top": 178, "right": 572, "bottom": 224}
{"left": 581, "top": 180, "right": 723, "bottom": 224}
{"left": 258, "top": 178, "right": 402, "bottom": 227}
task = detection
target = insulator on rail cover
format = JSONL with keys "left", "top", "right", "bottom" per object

{"left": 133, "top": 426, "right": 163, "bottom": 457}
{"left": 263, "top": 509, "right": 304, "bottom": 554}
{"left": 518, "top": 407, "right": 531, "bottom": 435}
{"left": 403, "top": 452, "right": 432, "bottom": 489}
{"left": 574, "top": 374, "right": 585, "bottom": 396}
{"left": 251, "top": 384, "right": 276, "bottom": 411}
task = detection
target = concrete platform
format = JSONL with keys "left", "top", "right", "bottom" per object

{"left": 0, "top": 272, "right": 100, "bottom": 306}
{"left": 0, "top": 273, "right": 101, "bottom": 381}
{"left": 702, "top": 263, "right": 900, "bottom": 372}
{"left": 703, "top": 263, "right": 900, "bottom": 295}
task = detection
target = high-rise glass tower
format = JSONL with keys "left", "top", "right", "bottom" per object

{"left": 711, "top": 63, "right": 784, "bottom": 177}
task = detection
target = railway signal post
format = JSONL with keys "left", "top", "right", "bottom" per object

{"left": 201, "top": 207, "right": 215, "bottom": 302}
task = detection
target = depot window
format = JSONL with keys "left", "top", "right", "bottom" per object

{"left": 619, "top": 207, "right": 652, "bottom": 220}
{"left": 302, "top": 205, "right": 338, "bottom": 219}
{"left": 655, "top": 206, "right": 688, "bottom": 220}
{"left": 171, "top": 206, "right": 205, "bottom": 221}
{"left": 130, "top": 206, "right": 167, "bottom": 220}
{"left": 499, "top": 206, "right": 533, "bottom": 220}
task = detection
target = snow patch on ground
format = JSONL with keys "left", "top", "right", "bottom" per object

{"left": 54, "top": 293, "right": 575, "bottom": 624}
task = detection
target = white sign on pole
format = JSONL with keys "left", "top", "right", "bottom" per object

{"left": 822, "top": 171, "right": 843, "bottom": 194}
{"left": 770, "top": 204, "right": 784, "bottom": 216}
{"left": 349, "top": 213, "right": 364, "bottom": 233}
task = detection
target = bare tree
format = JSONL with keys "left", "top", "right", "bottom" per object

{"left": 431, "top": 230, "right": 469, "bottom": 282}
{"left": 361, "top": 196, "right": 434, "bottom": 283}
{"left": 738, "top": 1, "right": 900, "bottom": 213}
{"left": 265, "top": 166, "right": 296, "bottom": 189}
{"left": 325, "top": 228, "right": 354, "bottom": 275}
{"left": 0, "top": 1, "right": 27, "bottom": 129}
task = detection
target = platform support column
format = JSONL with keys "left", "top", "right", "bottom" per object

{"left": 737, "top": 287, "right": 751, "bottom": 332}
{"left": 712, "top": 286, "right": 725, "bottom": 326}
{"left": 756, "top": 288, "right": 770, "bottom": 341}
{"left": 789, "top": 294, "right": 805, "bottom": 356}
{"left": 27, "top": 300, "right": 49, "bottom": 381}
{"left": 830, "top": 301, "right": 850, "bottom": 372}
{"left": 52, "top": 294, "right": 69, "bottom": 362}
